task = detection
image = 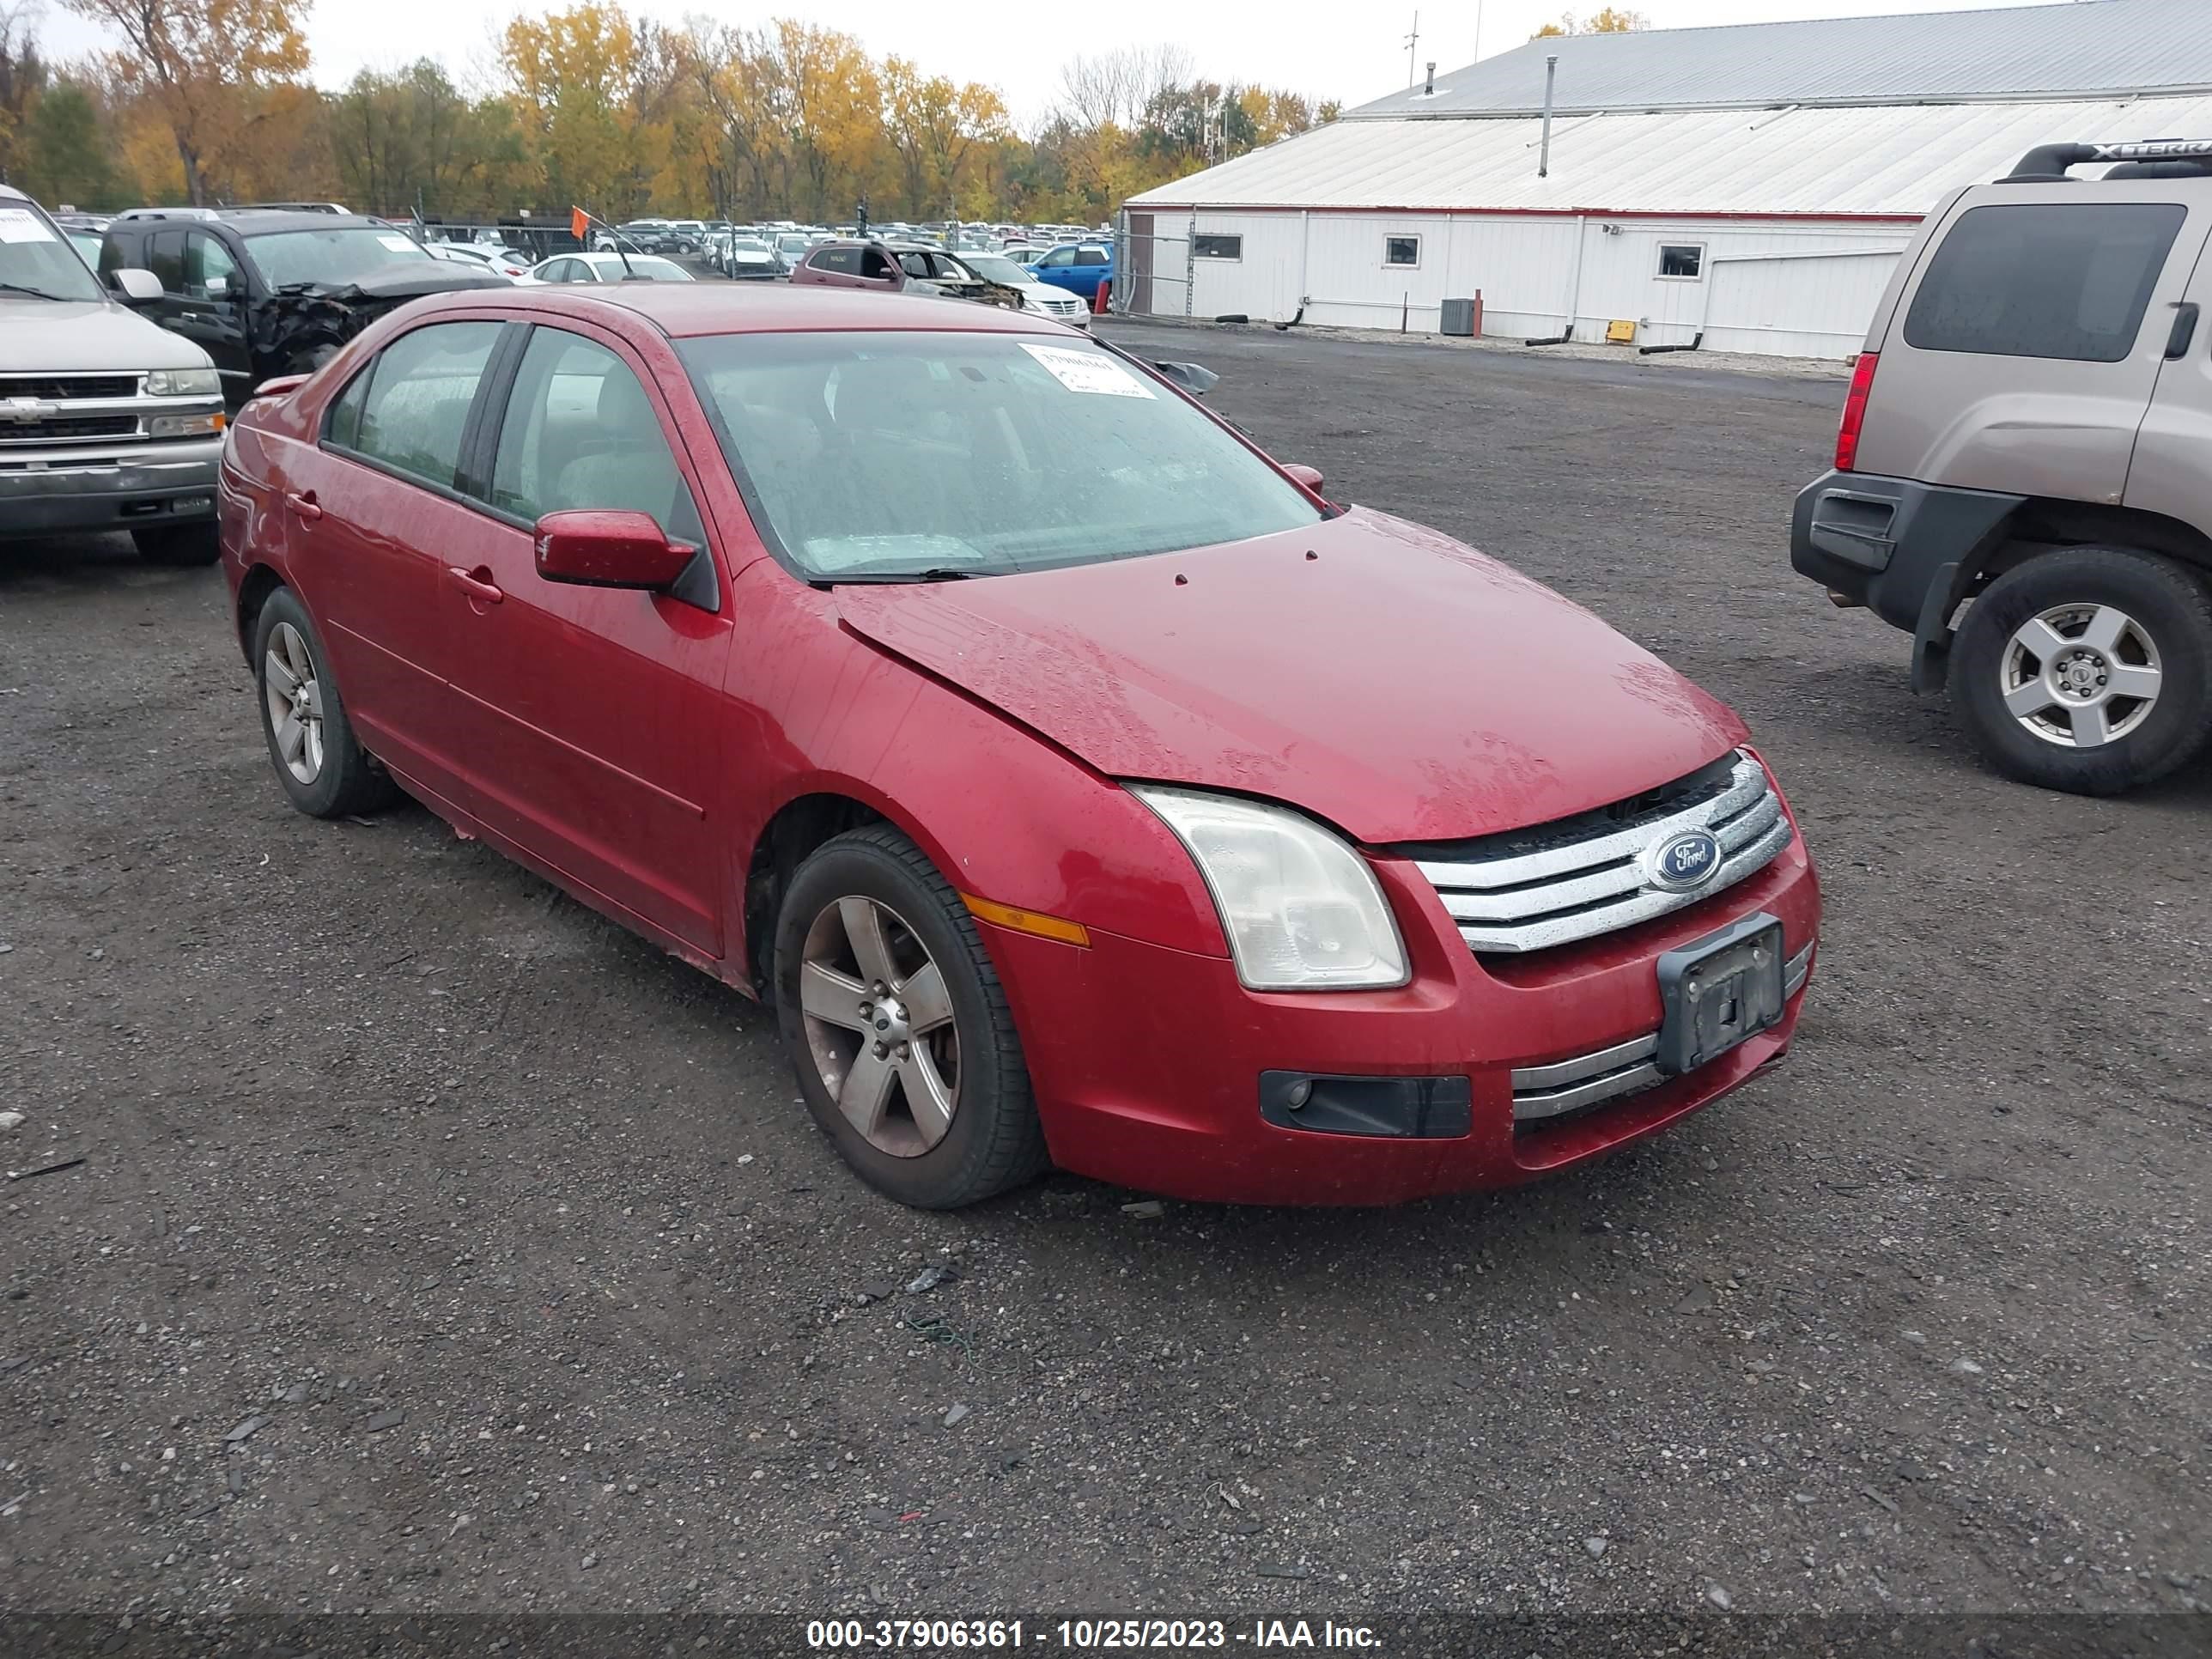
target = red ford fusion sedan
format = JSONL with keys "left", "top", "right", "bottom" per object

{"left": 216, "top": 284, "right": 1819, "bottom": 1209}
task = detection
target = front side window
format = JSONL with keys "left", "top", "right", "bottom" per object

{"left": 1903, "top": 203, "right": 2186, "bottom": 363}
{"left": 490, "top": 328, "right": 702, "bottom": 542}
{"left": 184, "top": 232, "right": 239, "bottom": 300}
{"left": 1657, "top": 244, "right": 1705, "bottom": 279}
{"left": 1036, "top": 246, "right": 1074, "bottom": 268}
{"left": 680, "top": 330, "right": 1321, "bottom": 581}
{"left": 1383, "top": 235, "right": 1420, "bottom": 268}
{"left": 341, "top": 320, "right": 501, "bottom": 487}
{"left": 1193, "top": 234, "right": 1241, "bottom": 261}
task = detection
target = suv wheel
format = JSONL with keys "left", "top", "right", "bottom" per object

{"left": 773, "top": 826, "right": 1048, "bottom": 1209}
{"left": 1952, "top": 546, "right": 2212, "bottom": 794}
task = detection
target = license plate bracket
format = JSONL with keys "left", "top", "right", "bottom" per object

{"left": 1656, "top": 913, "right": 1786, "bottom": 1077}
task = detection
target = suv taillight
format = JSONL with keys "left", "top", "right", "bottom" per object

{"left": 1835, "top": 352, "right": 1878, "bottom": 472}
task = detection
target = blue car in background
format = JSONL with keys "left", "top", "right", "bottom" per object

{"left": 1030, "top": 243, "right": 1113, "bottom": 304}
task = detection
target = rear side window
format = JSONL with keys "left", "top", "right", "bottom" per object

{"left": 811, "top": 246, "right": 859, "bottom": 275}
{"left": 343, "top": 321, "right": 501, "bottom": 488}
{"left": 1903, "top": 203, "right": 2187, "bottom": 362}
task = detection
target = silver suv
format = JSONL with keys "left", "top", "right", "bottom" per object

{"left": 1, "top": 183, "right": 228, "bottom": 565}
{"left": 1792, "top": 139, "right": 2212, "bottom": 795}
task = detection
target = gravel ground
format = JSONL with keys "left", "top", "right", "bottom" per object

{"left": 2, "top": 319, "right": 2207, "bottom": 1638}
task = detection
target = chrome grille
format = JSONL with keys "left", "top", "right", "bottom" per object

{"left": 1407, "top": 751, "right": 1792, "bottom": 955}
{"left": 1511, "top": 940, "right": 1813, "bottom": 1125}
{"left": 0, "top": 374, "right": 140, "bottom": 401}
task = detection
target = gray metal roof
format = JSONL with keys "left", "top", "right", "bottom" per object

{"left": 1353, "top": 0, "right": 2212, "bottom": 119}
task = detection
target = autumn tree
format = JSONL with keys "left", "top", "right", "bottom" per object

{"left": 1532, "top": 7, "right": 1649, "bottom": 36}
{"left": 62, "top": 0, "right": 311, "bottom": 204}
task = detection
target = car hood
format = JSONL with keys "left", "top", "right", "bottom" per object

{"left": 0, "top": 298, "right": 215, "bottom": 373}
{"left": 832, "top": 507, "right": 1749, "bottom": 844}
{"left": 292, "top": 263, "right": 509, "bottom": 301}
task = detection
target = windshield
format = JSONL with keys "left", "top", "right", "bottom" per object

{"left": 246, "top": 226, "right": 431, "bottom": 289}
{"left": 0, "top": 202, "right": 106, "bottom": 301}
{"left": 963, "top": 254, "right": 1036, "bottom": 285}
{"left": 732, "top": 238, "right": 772, "bottom": 253}
{"left": 680, "top": 330, "right": 1317, "bottom": 581}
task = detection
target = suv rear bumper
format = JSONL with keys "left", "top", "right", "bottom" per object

{"left": 0, "top": 442, "right": 222, "bottom": 540}
{"left": 1790, "top": 468, "right": 2022, "bottom": 634}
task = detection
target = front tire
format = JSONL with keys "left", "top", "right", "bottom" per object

{"left": 252, "top": 586, "right": 398, "bottom": 819}
{"left": 774, "top": 826, "right": 1048, "bottom": 1209}
{"left": 1951, "top": 546, "right": 2212, "bottom": 795}
{"left": 131, "top": 522, "right": 221, "bottom": 567}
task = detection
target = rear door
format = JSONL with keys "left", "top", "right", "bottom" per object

{"left": 1856, "top": 184, "right": 2212, "bottom": 499}
{"left": 2124, "top": 197, "right": 2212, "bottom": 527}
{"left": 278, "top": 317, "right": 508, "bottom": 800}
{"left": 436, "top": 321, "right": 734, "bottom": 955}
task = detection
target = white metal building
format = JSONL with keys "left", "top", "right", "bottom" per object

{"left": 1117, "top": 0, "right": 2212, "bottom": 358}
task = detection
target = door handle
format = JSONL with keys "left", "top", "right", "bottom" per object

{"left": 285, "top": 490, "right": 321, "bottom": 522}
{"left": 2166, "top": 301, "right": 2200, "bottom": 360}
{"left": 447, "top": 565, "right": 504, "bottom": 605}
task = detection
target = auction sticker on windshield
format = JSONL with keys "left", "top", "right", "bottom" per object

{"left": 0, "top": 208, "right": 58, "bottom": 243}
{"left": 377, "top": 234, "right": 419, "bottom": 254}
{"left": 1019, "top": 342, "right": 1153, "bottom": 398}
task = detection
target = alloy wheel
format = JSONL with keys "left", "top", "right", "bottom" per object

{"left": 1998, "top": 603, "right": 2162, "bottom": 749}
{"left": 262, "top": 621, "right": 326, "bottom": 785}
{"left": 798, "top": 896, "right": 961, "bottom": 1158}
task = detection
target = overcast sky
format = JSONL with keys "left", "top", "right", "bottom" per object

{"left": 38, "top": 0, "right": 2064, "bottom": 119}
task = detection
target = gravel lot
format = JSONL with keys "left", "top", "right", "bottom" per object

{"left": 2, "top": 318, "right": 2207, "bottom": 1638}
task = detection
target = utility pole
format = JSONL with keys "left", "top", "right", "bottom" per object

{"left": 1404, "top": 10, "right": 1420, "bottom": 87}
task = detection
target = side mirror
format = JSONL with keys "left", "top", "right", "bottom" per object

{"left": 113, "top": 267, "right": 163, "bottom": 303}
{"left": 535, "top": 510, "right": 695, "bottom": 590}
{"left": 1282, "top": 464, "right": 1326, "bottom": 495}
{"left": 1152, "top": 360, "right": 1220, "bottom": 398}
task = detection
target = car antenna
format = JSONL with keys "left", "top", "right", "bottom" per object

{"left": 570, "top": 204, "right": 640, "bottom": 280}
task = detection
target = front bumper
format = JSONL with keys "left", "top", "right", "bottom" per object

{"left": 987, "top": 805, "right": 1819, "bottom": 1206}
{"left": 0, "top": 441, "right": 223, "bottom": 540}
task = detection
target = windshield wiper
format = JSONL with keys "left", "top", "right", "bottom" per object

{"left": 826, "top": 566, "right": 987, "bottom": 586}
{"left": 0, "top": 283, "right": 69, "bottom": 301}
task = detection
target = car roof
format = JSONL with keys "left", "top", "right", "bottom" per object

{"left": 405, "top": 282, "right": 1065, "bottom": 339}
{"left": 0, "top": 182, "right": 27, "bottom": 204}
{"left": 229, "top": 212, "right": 411, "bottom": 236}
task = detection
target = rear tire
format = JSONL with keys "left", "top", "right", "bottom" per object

{"left": 774, "top": 826, "right": 1048, "bottom": 1209}
{"left": 252, "top": 586, "right": 399, "bottom": 819}
{"left": 1951, "top": 546, "right": 2212, "bottom": 795}
{"left": 131, "top": 522, "right": 221, "bottom": 567}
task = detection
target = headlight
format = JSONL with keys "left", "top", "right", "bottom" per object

{"left": 148, "top": 410, "right": 225, "bottom": 439}
{"left": 1130, "top": 786, "right": 1409, "bottom": 991}
{"left": 146, "top": 368, "right": 222, "bottom": 398}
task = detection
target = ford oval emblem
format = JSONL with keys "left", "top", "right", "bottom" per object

{"left": 1644, "top": 828, "right": 1723, "bottom": 893}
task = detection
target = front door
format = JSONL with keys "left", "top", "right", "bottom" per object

{"left": 148, "top": 229, "right": 253, "bottom": 404}
{"left": 279, "top": 317, "right": 508, "bottom": 800}
{"left": 438, "top": 322, "right": 733, "bottom": 956}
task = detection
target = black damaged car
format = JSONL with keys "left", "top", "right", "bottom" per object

{"left": 96, "top": 209, "right": 507, "bottom": 408}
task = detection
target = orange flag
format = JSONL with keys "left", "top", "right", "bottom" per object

{"left": 569, "top": 206, "right": 590, "bottom": 242}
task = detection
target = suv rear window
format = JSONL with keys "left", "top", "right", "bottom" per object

{"left": 1903, "top": 203, "right": 2188, "bottom": 363}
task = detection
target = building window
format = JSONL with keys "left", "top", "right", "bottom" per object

{"left": 1657, "top": 243, "right": 1705, "bottom": 280}
{"left": 1193, "top": 233, "right": 1242, "bottom": 261}
{"left": 1384, "top": 234, "right": 1421, "bottom": 268}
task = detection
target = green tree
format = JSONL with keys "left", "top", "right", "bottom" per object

{"left": 21, "top": 77, "right": 129, "bottom": 207}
